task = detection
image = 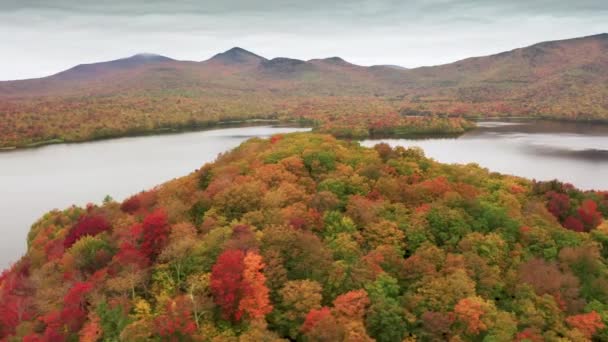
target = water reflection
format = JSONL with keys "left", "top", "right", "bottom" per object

{"left": 362, "top": 120, "right": 608, "bottom": 191}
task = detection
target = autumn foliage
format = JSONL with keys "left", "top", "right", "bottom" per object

{"left": 543, "top": 187, "right": 604, "bottom": 233}
{"left": 211, "top": 249, "right": 272, "bottom": 322}
{"left": 301, "top": 306, "right": 332, "bottom": 333}
{"left": 1, "top": 133, "right": 608, "bottom": 340}
{"left": 140, "top": 209, "right": 170, "bottom": 260}
{"left": 154, "top": 296, "right": 197, "bottom": 338}
{"left": 4, "top": 34, "right": 608, "bottom": 149}
{"left": 454, "top": 297, "right": 489, "bottom": 335}
{"left": 566, "top": 311, "right": 605, "bottom": 338}
{"left": 63, "top": 214, "right": 111, "bottom": 248}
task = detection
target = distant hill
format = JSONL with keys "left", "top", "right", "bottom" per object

{"left": 0, "top": 34, "right": 607, "bottom": 147}
{"left": 54, "top": 53, "right": 175, "bottom": 80}
{"left": 409, "top": 33, "right": 608, "bottom": 118}
{"left": 206, "top": 47, "right": 267, "bottom": 65}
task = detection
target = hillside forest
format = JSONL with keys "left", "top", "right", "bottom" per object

{"left": 1, "top": 34, "right": 607, "bottom": 148}
{"left": 2, "top": 133, "right": 608, "bottom": 341}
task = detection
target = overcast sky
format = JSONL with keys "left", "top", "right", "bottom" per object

{"left": 0, "top": 0, "right": 607, "bottom": 80}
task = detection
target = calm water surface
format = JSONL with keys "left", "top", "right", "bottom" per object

{"left": 0, "top": 126, "right": 309, "bottom": 268}
{"left": 2, "top": 121, "right": 607, "bottom": 268}
{"left": 363, "top": 120, "right": 608, "bottom": 191}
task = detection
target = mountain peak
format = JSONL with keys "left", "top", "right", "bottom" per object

{"left": 324, "top": 56, "right": 346, "bottom": 63}
{"left": 224, "top": 47, "right": 254, "bottom": 55}
{"left": 208, "top": 47, "right": 266, "bottom": 64}
{"left": 124, "top": 53, "right": 174, "bottom": 64}
{"left": 130, "top": 53, "right": 170, "bottom": 59}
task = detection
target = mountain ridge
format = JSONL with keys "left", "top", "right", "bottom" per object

{"left": 3, "top": 33, "right": 607, "bottom": 82}
{"left": 0, "top": 33, "right": 607, "bottom": 148}
{"left": 52, "top": 53, "right": 175, "bottom": 80}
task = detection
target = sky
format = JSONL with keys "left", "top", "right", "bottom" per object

{"left": 0, "top": 0, "right": 607, "bottom": 80}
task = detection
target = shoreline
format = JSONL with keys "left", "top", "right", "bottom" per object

{"left": 4, "top": 115, "right": 608, "bottom": 153}
{"left": 0, "top": 117, "right": 473, "bottom": 152}
{"left": 0, "top": 118, "right": 312, "bottom": 153}
{"left": 467, "top": 115, "right": 608, "bottom": 125}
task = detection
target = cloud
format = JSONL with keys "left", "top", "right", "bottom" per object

{"left": 0, "top": 0, "right": 606, "bottom": 80}
{"left": 5, "top": 0, "right": 607, "bottom": 17}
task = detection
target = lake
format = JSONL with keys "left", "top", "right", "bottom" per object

{"left": 2, "top": 120, "right": 607, "bottom": 269}
{"left": 0, "top": 126, "right": 310, "bottom": 269}
{"left": 362, "top": 120, "right": 608, "bottom": 191}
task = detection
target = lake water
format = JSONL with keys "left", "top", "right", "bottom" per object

{"left": 0, "top": 126, "right": 310, "bottom": 269}
{"left": 2, "top": 121, "right": 607, "bottom": 269}
{"left": 362, "top": 120, "right": 608, "bottom": 191}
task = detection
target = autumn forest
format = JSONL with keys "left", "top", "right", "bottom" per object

{"left": 1, "top": 34, "right": 607, "bottom": 149}
{"left": 1, "top": 133, "right": 608, "bottom": 340}
{"left": 1, "top": 9, "right": 608, "bottom": 341}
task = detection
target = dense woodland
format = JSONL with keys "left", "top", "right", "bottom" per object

{"left": 0, "top": 95, "right": 473, "bottom": 148}
{"left": 1, "top": 33, "right": 607, "bottom": 148}
{"left": 2, "top": 133, "right": 608, "bottom": 341}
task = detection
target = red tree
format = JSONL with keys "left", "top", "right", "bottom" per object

{"left": 60, "top": 282, "right": 93, "bottom": 334}
{"left": 0, "top": 261, "right": 33, "bottom": 338}
{"left": 332, "top": 289, "right": 370, "bottom": 318}
{"left": 563, "top": 216, "right": 584, "bottom": 232}
{"left": 120, "top": 195, "right": 141, "bottom": 214}
{"left": 37, "top": 282, "right": 93, "bottom": 339}
{"left": 566, "top": 311, "right": 605, "bottom": 339}
{"left": 113, "top": 242, "right": 149, "bottom": 269}
{"left": 154, "top": 296, "right": 197, "bottom": 338}
{"left": 270, "top": 134, "right": 283, "bottom": 144}
{"left": 211, "top": 249, "right": 246, "bottom": 321}
{"left": 301, "top": 307, "right": 332, "bottom": 333}
{"left": 515, "top": 328, "right": 543, "bottom": 342}
{"left": 578, "top": 199, "right": 602, "bottom": 231}
{"left": 546, "top": 191, "right": 570, "bottom": 221}
{"left": 64, "top": 214, "right": 111, "bottom": 248}
{"left": 140, "top": 209, "right": 170, "bottom": 260}
{"left": 210, "top": 249, "right": 272, "bottom": 322}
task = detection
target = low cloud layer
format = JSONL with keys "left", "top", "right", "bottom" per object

{"left": 1, "top": 0, "right": 606, "bottom": 80}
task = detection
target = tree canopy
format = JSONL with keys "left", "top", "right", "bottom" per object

{"left": 1, "top": 133, "right": 608, "bottom": 340}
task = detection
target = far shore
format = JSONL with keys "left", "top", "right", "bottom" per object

{"left": 3, "top": 115, "right": 608, "bottom": 153}
{"left": 0, "top": 118, "right": 311, "bottom": 152}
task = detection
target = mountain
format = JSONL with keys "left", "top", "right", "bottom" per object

{"left": 0, "top": 33, "right": 606, "bottom": 148}
{"left": 0, "top": 53, "right": 178, "bottom": 98}
{"left": 398, "top": 33, "right": 608, "bottom": 118}
{"left": 206, "top": 47, "right": 267, "bottom": 65}
{"left": 407, "top": 33, "right": 608, "bottom": 86}
{"left": 53, "top": 53, "right": 175, "bottom": 80}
